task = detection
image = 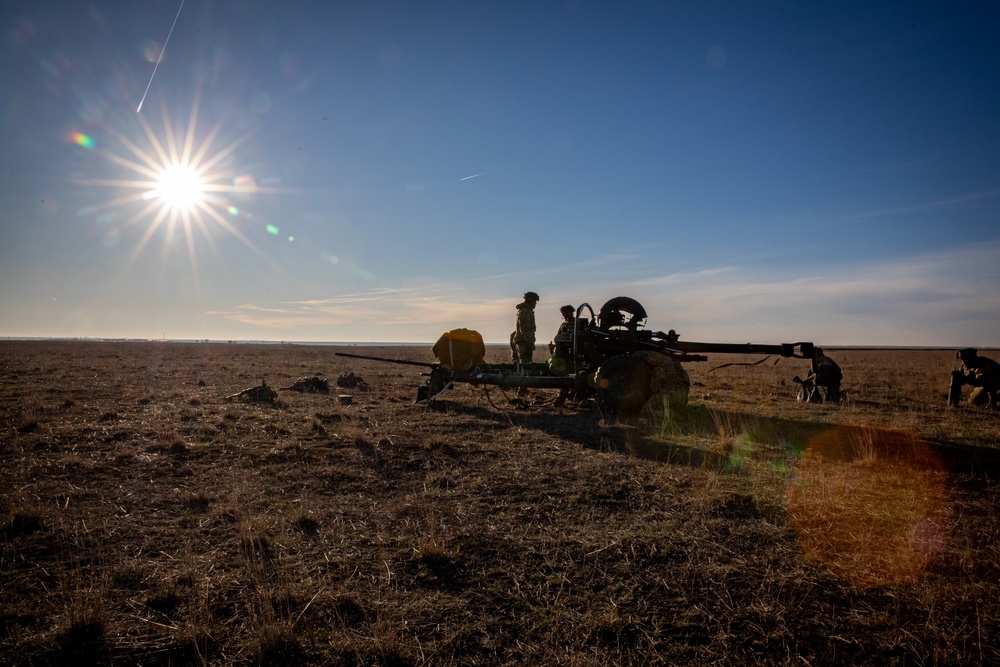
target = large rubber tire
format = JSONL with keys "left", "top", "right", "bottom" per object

{"left": 595, "top": 355, "right": 653, "bottom": 415}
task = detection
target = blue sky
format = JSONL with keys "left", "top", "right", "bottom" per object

{"left": 1, "top": 1, "right": 998, "bottom": 346}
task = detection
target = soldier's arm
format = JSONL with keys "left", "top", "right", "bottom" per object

{"left": 963, "top": 369, "right": 987, "bottom": 387}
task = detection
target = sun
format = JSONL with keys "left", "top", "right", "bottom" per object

{"left": 152, "top": 163, "right": 205, "bottom": 213}
{"left": 70, "top": 92, "right": 284, "bottom": 269}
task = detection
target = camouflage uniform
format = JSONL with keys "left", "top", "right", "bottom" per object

{"left": 951, "top": 348, "right": 1000, "bottom": 408}
{"left": 510, "top": 292, "right": 538, "bottom": 364}
{"left": 549, "top": 305, "right": 578, "bottom": 405}
{"left": 548, "top": 306, "right": 578, "bottom": 369}
{"left": 809, "top": 348, "right": 842, "bottom": 403}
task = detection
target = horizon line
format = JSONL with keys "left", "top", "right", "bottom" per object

{"left": 1, "top": 337, "right": 995, "bottom": 351}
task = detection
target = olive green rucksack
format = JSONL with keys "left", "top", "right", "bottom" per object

{"left": 433, "top": 328, "right": 486, "bottom": 370}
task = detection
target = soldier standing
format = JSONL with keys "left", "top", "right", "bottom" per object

{"left": 509, "top": 291, "right": 539, "bottom": 364}
{"left": 949, "top": 348, "right": 1000, "bottom": 408}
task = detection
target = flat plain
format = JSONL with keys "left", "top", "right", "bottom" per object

{"left": 1, "top": 341, "right": 998, "bottom": 665}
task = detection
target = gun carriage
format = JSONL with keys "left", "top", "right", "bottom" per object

{"left": 336, "top": 296, "right": 814, "bottom": 415}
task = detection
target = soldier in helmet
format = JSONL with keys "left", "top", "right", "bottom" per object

{"left": 949, "top": 348, "right": 1000, "bottom": 408}
{"left": 549, "top": 305, "right": 577, "bottom": 363}
{"left": 510, "top": 291, "right": 539, "bottom": 364}
{"left": 549, "top": 305, "right": 578, "bottom": 406}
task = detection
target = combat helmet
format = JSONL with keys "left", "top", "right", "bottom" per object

{"left": 957, "top": 347, "right": 978, "bottom": 361}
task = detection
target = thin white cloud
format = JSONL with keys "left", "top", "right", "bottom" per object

{"left": 837, "top": 189, "right": 1000, "bottom": 223}
{"left": 208, "top": 277, "right": 516, "bottom": 341}
{"left": 589, "top": 242, "right": 1000, "bottom": 346}
{"left": 208, "top": 242, "right": 1000, "bottom": 346}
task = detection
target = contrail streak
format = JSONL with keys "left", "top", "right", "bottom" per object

{"left": 460, "top": 172, "right": 487, "bottom": 181}
{"left": 137, "top": 0, "right": 187, "bottom": 114}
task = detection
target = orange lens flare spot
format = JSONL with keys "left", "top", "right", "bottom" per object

{"left": 787, "top": 426, "right": 949, "bottom": 588}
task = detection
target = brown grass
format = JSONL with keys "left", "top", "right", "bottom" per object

{"left": 1, "top": 341, "right": 998, "bottom": 665}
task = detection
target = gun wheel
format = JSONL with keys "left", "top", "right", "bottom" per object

{"left": 595, "top": 355, "right": 653, "bottom": 415}
{"left": 595, "top": 352, "right": 690, "bottom": 417}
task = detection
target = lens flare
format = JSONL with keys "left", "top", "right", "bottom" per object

{"left": 67, "top": 131, "right": 94, "bottom": 149}
{"left": 787, "top": 426, "right": 949, "bottom": 588}
{"left": 233, "top": 175, "right": 258, "bottom": 193}
{"left": 69, "top": 91, "right": 288, "bottom": 276}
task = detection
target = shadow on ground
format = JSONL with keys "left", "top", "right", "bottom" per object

{"left": 428, "top": 394, "right": 1000, "bottom": 479}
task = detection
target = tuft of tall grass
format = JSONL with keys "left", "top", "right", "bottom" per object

{"left": 56, "top": 547, "right": 111, "bottom": 662}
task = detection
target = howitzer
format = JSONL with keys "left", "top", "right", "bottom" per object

{"left": 336, "top": 296, "right": 814, "bottom": 415}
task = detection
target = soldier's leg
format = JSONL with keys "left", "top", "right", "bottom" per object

{"left": 968, "top": 386, "right": 990, "bottom": 407}
{"left": 825, "top": 380, "right": 842, "bottom": 403}
{"left": 513, "top": 341, "right": 533, "bottom": 396}
{"left": 554, "top": 387, "right": 569, "bottom": 407}
{"left": 809, "top": 385, "right": 823, "bottom": 404}
{"left": 521, "top": 343, "right": 533, "bottom": 364}
{"left": 948, "top": 370, "right": 966, "bottom": 407}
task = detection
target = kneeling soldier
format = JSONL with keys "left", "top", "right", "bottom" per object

{"left": 949, "top": 348, "right": 1000, "bottom": 408}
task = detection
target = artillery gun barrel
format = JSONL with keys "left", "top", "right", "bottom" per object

{"left": 335, "top": 352, "right": 438, "bottom": 368}
{"left": 586, "top": 327, "right": 810, "bottom": 360}
{"left": 669, "top": 341, "right": 814, "bottom": 358}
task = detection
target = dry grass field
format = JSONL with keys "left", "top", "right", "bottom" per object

{"left": 1, "top": 341, "right": 998, "bottom": 666}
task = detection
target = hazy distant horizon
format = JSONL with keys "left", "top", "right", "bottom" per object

{"left": 3, "top": 336, "right": 994, "bottom": 353}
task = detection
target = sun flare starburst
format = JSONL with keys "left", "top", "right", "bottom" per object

{"left": 150, "top": 162, "right": 205, "bottom": 213}
{"left": 71, "top": 92, "right": 282, "bottom": 273}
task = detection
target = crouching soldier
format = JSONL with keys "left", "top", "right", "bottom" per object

{"left": 949, "top": 348, "right": 1000, "bottom": 408}
{"left": 793, "top": 347, "right": 842, "bottom": 404}
{"left": 811, "top": 347, "right": 843, "bottom": 403}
